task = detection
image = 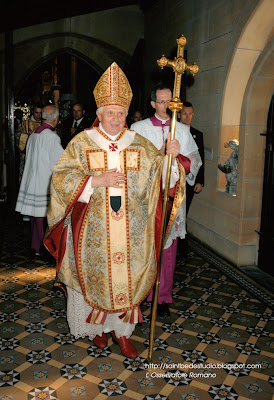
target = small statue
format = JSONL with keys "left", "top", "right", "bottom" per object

{"left": 218, "top": 139, "right": 239, "bottom": 195}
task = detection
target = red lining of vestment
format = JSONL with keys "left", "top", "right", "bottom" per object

{"left": 71, "top": 201, "right": 89, "bottom": 286}
{"left": 56, "top": 225, "right": 68, "bottom": 275}
{"left": 44, "top": 176, "right": 91, "bottom": 268}
{"left": 178, "top": 154, "right": 191, "bottom": 175}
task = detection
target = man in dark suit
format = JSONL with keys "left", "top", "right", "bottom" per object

{"left": 178, "top": 101, "right": 205, "bottom": 257}
{"left": 61, "top": 103, "right": 92, "bottom": 148}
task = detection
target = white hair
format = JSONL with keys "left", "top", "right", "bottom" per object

{"left": 97, "top": 106, "right": 128, "bottom": 115}
{"left": 42, "top": 105, "right": 59, "bottom": 121}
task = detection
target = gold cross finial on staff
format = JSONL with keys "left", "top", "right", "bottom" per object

{"left": 157, "top": 34, "right": 199, "bottom": 112}
{"left": 148, "top": 35, "right": 199, "bottom": 362}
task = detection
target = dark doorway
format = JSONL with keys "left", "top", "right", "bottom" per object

{"left": 258, "top": 94, "right": 274, "bottom": 275}
{"left": 15, "top": 52, "right": 100, "bottom": 121}
{"left": 10, "top": 52, "right": 101, "bottom": 206}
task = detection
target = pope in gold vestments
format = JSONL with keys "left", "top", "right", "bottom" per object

{"left": 46, "top": 125, "right": 185, "bottom": 302}
{"left": 44, "top": 62, "right": 185, "bottom": 356}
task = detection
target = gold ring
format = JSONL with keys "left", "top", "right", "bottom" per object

{"left": 115, "top": 181, "right": 119, "bottom": 186}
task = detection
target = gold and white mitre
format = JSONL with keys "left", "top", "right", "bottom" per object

{"left": 93, "top": 62, "right": 132, "bottom": 109}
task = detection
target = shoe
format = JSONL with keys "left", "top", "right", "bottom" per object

{"left": 112, "top": 331, "right": 138, "bottom": 358}
{"left": 157, "top": 303, "right": 170, "bottom": 318}
{"left": 39, "top": 250, "right": 55, "bottom": 264}
{"left": 29, "top": 249, "right": 40, "bottom": 260}
{"left": 177, "top": 237, "right": 188, "bottom": 257}
{"left": 93, "top": 333, "right": 108, "bottom": 348}
{"left": 177, "top": 247, "right": 188, "bottom": 259}
{"left": 181, "top": 255, "right": 187, "bottom": 264}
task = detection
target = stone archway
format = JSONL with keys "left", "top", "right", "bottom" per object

{"left": 219, "top": 0, "right": 274, "bottom": 190}
{"left": 15, "top": 47, "right": 104, "bottom": 96}
{"left": 13, "top": 33, "right": 129, "bottom": 91}
{"left": 240, "top": 38, "right": 274, "bottom": 265}
{"left": 14, "top": 48, "right": 103, "bottom": 118}
{"left": 221, "top": 0, "right": 273, "bottom": 129}
{"left": 218, "top": 0, "right": 274, "bottom": 266}
{"left": 12, "top": 32, "right": 132, "bottom": 122}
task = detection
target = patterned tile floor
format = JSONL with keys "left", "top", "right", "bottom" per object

{"left": 0, "top": 215, "right": 273, "bottom": 400}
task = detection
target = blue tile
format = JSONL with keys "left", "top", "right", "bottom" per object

{"left": 1, "top": 355, "right": 14, "bottom": 364}
{"left": 31, "top": 337, "right": 44, "bottom": 345}
{"left": 34, "top": 370, "right": 48, "bottom": 380}
{"left": 70, "top": 386, "right": 86, "bottom": 396}
{"left": 98, "top": 364, "right": 113, "bottom": 372}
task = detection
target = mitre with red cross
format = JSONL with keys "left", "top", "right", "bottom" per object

{"left": 93, "top": 62, "right": 133, "bottom": 110}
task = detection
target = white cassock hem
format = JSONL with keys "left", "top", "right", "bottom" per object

{"left": 66, "top": 287, "right": 136, "bottom": 340}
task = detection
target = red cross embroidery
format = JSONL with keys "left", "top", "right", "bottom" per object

{"left": 109, "top": 143, "right": 118, "bottom": 151}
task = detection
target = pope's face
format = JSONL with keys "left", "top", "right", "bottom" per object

{"left": 97, "top": 105, "right": 127, "bottom": 136}
{"left": 151, "top": 89, "right": 172, "bottom": 120}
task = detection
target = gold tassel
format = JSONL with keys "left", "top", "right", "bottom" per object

{"left": 94, "top": 311, "right": 104, "bottom": 324}
{"left": 134, "top": 308, "right": 139, "bottom": 324}
{"left": 123, "top": 311, "right": 130, "bottom": 323}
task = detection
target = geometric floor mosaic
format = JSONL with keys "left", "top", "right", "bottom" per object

{"left": 0, "top": 215, "right": 273, "bottom": 399}
{"left": 189, "top": 238, "right": 274, "bottom": 310}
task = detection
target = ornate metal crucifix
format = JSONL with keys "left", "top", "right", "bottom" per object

{"left": 157, "top": 34, "right": 199, "bottom": 112}
{"left": 148, "top": 35, "right": 199, "bottom": 361}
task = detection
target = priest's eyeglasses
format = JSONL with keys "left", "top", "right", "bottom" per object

{"left": 156, "top": 100, "right": 172, "bottom": 105}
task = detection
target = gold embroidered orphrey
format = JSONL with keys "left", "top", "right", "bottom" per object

{"left": 93, "top": 62, "right": 133, "bottom": 109}
{"left": 46, "top": 129, "right": 186, "bottom": 317}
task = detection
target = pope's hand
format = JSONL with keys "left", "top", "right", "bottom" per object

{"left": 92, "top": 169, "right": 126, "bottom": 188}
{"left": 166, "top": 133, "right": 180, "bottom": 159}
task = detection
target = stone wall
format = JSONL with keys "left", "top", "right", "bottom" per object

{"left": 143, "top": 0, "right": 273, "bottom": 266}
{"left": 0, "top": 5, "right": 144, "bottom": 89}
{"left": 0, "top": 5, "right": 144, "bottom": 197}
{"left": 1, "top": 1, "right": 273, "bottom": 267}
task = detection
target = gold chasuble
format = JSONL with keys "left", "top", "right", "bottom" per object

{"left": 45, "top": 127, "right": 185, "bottom": 323}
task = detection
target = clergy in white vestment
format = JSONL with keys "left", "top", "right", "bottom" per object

{"left": 15, "top": 105, "right": 63, "bottom": 256}
{"left": 131, "top": 85, "right": 202, "bottom": 318}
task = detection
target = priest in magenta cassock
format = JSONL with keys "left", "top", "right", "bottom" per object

{"left": 44, "top": 63, "right": 186, "bottom": 359}
{"left": 131, "top": 85, "right": 202, "bottom": 318}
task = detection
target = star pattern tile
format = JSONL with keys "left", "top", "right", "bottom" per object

{"left": 208, "top": 383, "right": 238, "bottom": 399}
{"left": 60, "top": 363, "right": 87, "bottom": 379}
{"left": 0, "top": 217, "right": 273, "bottom": 399}
{"left": 98, "top": 378, "right": 127, "bottom": 395}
